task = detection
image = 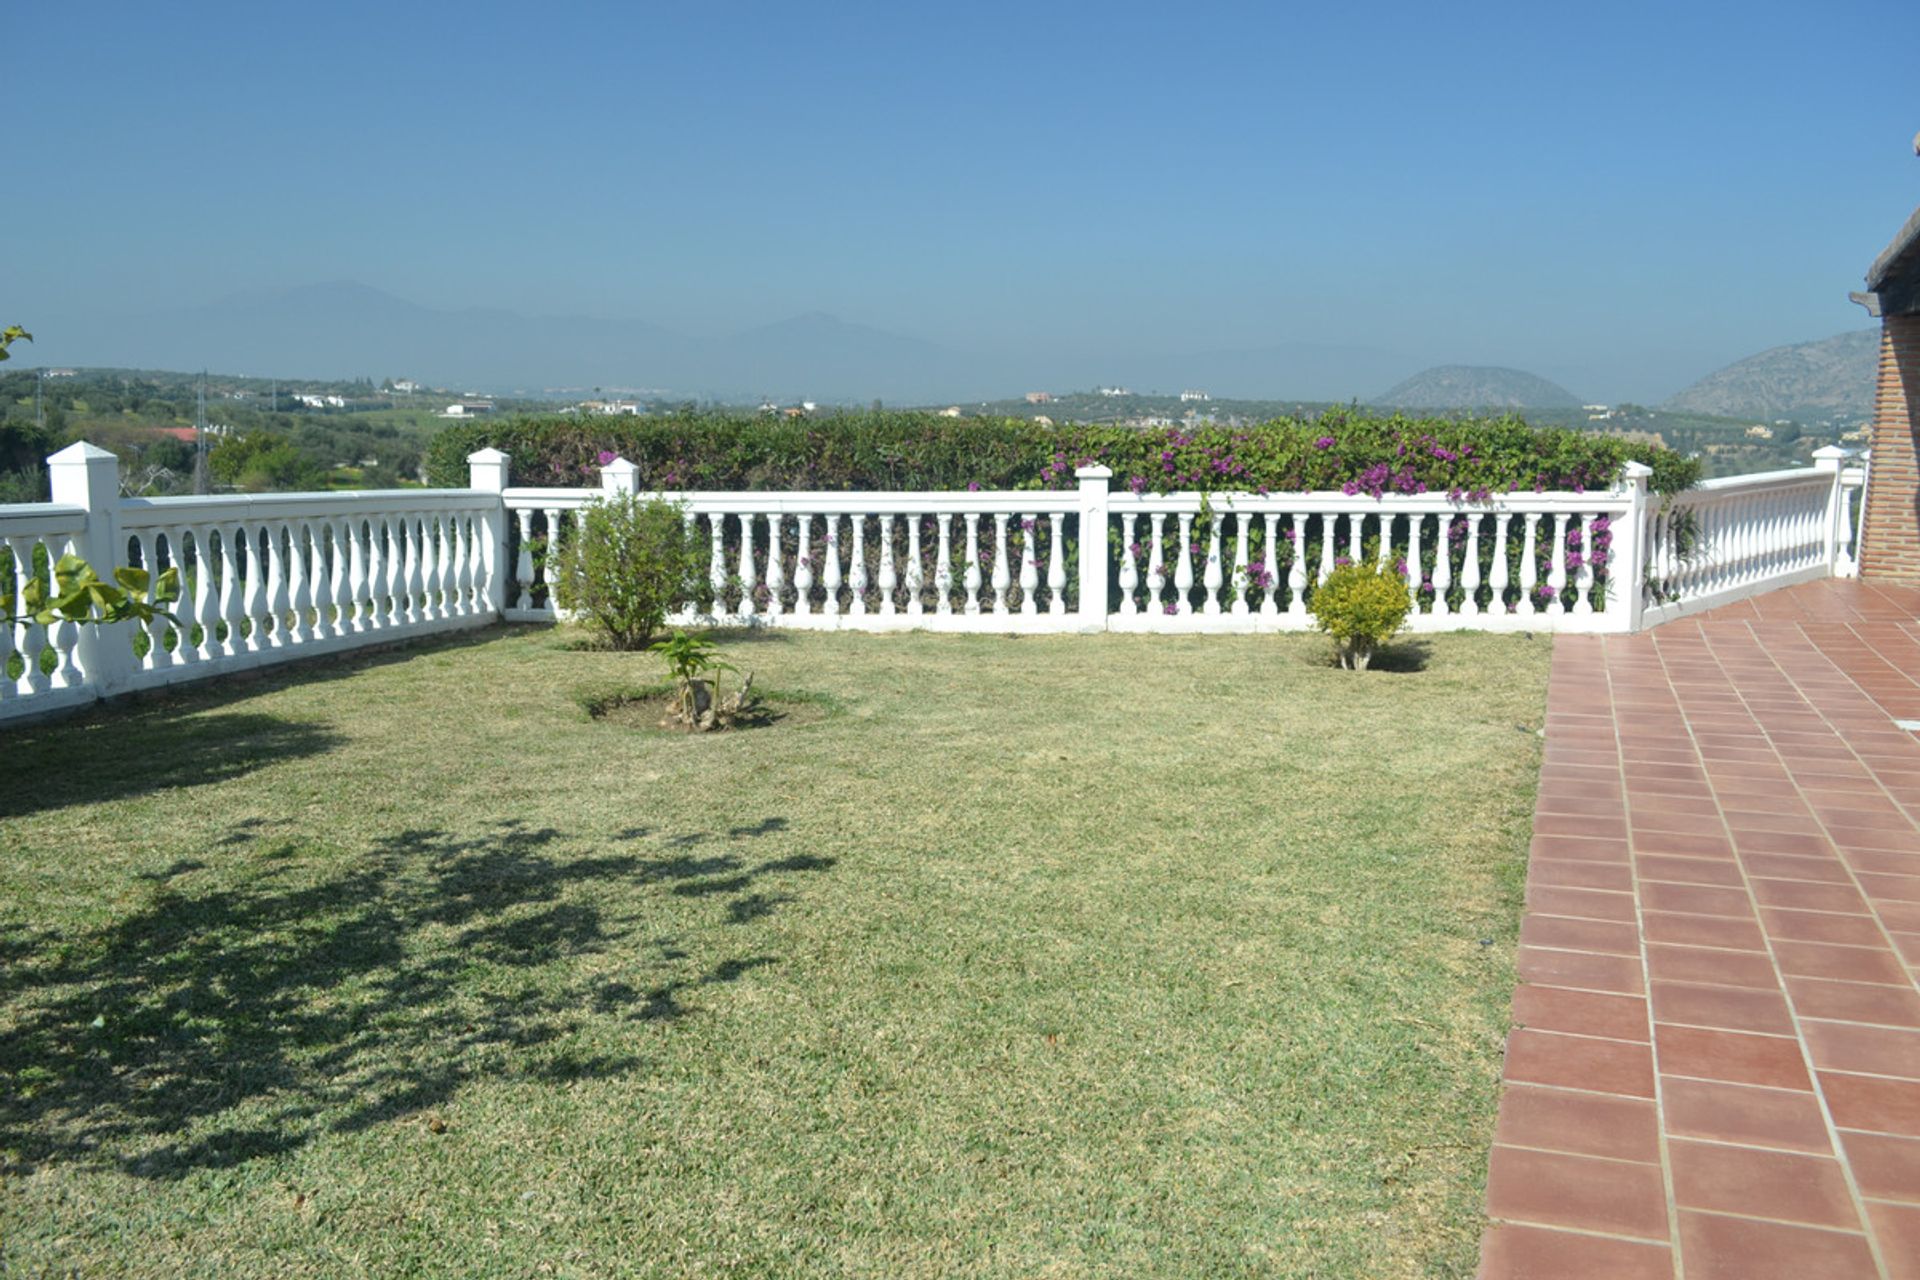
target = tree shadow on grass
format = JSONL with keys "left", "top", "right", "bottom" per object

{"left": 1366, "top": 640, "right": 1433, "bottom": 673}
{"left": 0, "top": 816, "right": 831, "bottom": 1178}
{"left": 0, "top": 712, "right": 342, "bottom": 819}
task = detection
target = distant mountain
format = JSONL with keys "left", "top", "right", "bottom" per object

{"left": 33, "top": 283, "right": 978, "bottom": 403}
{"left": 1371, "top": 365, "right": 1582, "bottom": 410}
{"left": 1661, "top": 330, "right": 1877, "bottom": 420}
{"left": 1135, "top": 341, "right": 1410, "bottom": 403}
{"left": 31, "top": 281, "right": 1428, "bottom": 405}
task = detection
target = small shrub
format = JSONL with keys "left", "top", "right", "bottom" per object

{"left": 550, "top": 493, "right": 699, "bottom": 650}
{"left": 1309, "top": 560, "right": 1412, "bottom": 671}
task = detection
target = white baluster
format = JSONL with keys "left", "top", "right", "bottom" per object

{"left": 906, "top": 516, "right": 925, "bottom": 616}
{"left": 1202, "top": 513, "right": 1224, "bottom": 616}
{"left": 738, "top": 511, "right": 759, "bottom": 620}
{"left": 878, "top": 515, "right": 897, "bottom": 616}
{"left": 1317, "top": 512, "right": 1335, "bottom": 587}
{"left": 1255, "top": 513, "right": 1276, "bottom": 618}
{"left": 1173, "top": 513, "right": 1195, "bottom": 615}
{"left": 48, "top": 541, "right": 80, "bottom": 686}
{"left": 989, "top": 514, "right": 1010, "bottom": 614}
{"left": 513, "top": 508, "right": 535, "bottom": 613}
{"left": 436, "top": 514, "right": 456, "bottom": 619}
{"left": 258, "top": 525, "right": 286, "bottom": 648}
{"left": 1346, "top": 513, "right": 1362, "bottom": 563}
{"left": 706, "top": 513, "right": 728, "bottom": 615}
{"left": 1407, "top": 513, "right": 1424, "bottom": 611}
{"left": 170, "top": 527, "right": 201, "bottom": 665}
{"left": 1518, "top": 514, "right": 1540, "bottom": 616}
{"left": 963, "top": 513, "right": 982, "bottom": 615}
{"left": 227, "top": 524, "right": 253, "bottom": 652}
{"left": 763, "top": 514, "right": 784, "bottom": 617}
{"left": 388, "top": 515, "right": 408, "bottom": 627}
{"left": 823, "top": 515, "right": 843, "bottom": 615}
{"left": 0, "top": 542, "right": 18, "bottom": 701}
{"left": 1548, "top": 515, "right": 1570, "bottom": 615}
{"left": 286, "top": 524, "right": 312, "bottom": 645}
{"left": 1147, "top": 513, "right": 1166, "bottom": 613}
{"left": 1461, "top": 514, "right": 1482, "bottom": 617}
{"left": 793, "top": 515, "right": 814, "bottom": 616}
{"left": 1046, "top": 512, "right": 1067, "bottom": 615}
{"left": 1117, "top": 513, "right": 1140, "bottom": 615}
{"left": 17, "top": 539, "right": 50, "bottom": 693}
{"left": 1432, "top": 514, "right": 1453, "bottom": 615}
{"left": 1490, "top": 513, "right": 1511, "bottom": 613}
{"left": 1286, "top": 513, "right": 1308, "bottom": 618}
{"left": 848, "top": 515, "right": 869, "bottom": 616}
{"left": 1018, "top": 515, "right": 1039, "bottom": 615}
{"left": 304, "top": 522, "right": 332, "bottom": 641}
{"left": 1573, "top": 513, "right": 1597, "bottom": 616}
{"left": 934, "top": 514, "right": 953, "bottom": 615}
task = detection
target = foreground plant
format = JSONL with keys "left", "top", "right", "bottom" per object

{"left": 1308, "top": 559, "right": 1411, "bottom": 670}
{"left": 651, "top": 629, "right": 757, "bottom": 731}
{"left": 549, "top": 492, "right": 699, "bottom": 650}
{"left": 3, "top": 553, "right": 179, "bottom": 630}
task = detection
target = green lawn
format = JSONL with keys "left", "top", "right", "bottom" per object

{"left": 0, "top": 626, "right": 1549, "bottom": 1278}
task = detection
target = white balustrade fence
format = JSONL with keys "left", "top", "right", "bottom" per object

{"left": 0, "top": 440, "right": 1871, "bottom": 723}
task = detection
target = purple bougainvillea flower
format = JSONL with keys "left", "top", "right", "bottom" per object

{"left": 597, "top": 450, "right": 617, "bottom": 465}
{"left": 1315, "top": 436, "right": 1336, "bottom": 449}
{"left": 967, "top": 481, "right": 982, "bottom": 491}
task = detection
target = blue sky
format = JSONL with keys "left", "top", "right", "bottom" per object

{"left": 8, "top": 0, "right": 1920, "bottom": 400}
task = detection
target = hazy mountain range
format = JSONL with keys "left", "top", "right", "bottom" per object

{"left": 1371, "top": 366, "right": 1583, "bottom": 411}
{"left": 20, "top": 283, "right": 1884, "bottom": 416}
{"left": 1659, "top": 329, "right": 1878, "bottom": 420}
{"left": 28, "top": 282, "right": 1411, "bottom": 404}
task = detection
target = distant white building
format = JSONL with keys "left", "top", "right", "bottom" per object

{"left": 294, "top": 393, "right": 347, "bottom": 409}
{"left": 1180, "top": 389, "right": 1210, "bottom": 402}
{"left": 1024, "top": 391, "right": 1053, "bottom": 404}
{"left": 937, "top": 406, "right": 963, "bottom": 418}
{"left": 1096, "top": 386, "right": 1131, "bottom": 397}
{"left": 392, "top": 379, "right": 421, "bottom": 394}
{"left": 440, "top": 400, "right": 496, "bottom": 418}
{"left": 581, "top": 399, "right": 643, "bottom": 416}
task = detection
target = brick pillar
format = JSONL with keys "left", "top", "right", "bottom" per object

{"left": 1860, "top": 315, "right": 1920, "bottom": 579}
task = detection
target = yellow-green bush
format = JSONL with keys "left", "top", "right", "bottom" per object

{"left": 1308, "top": 561, "right": 1412, "bottom": 670}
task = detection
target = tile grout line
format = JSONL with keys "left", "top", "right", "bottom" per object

{"left": 1600, "top": 635, "right": 1687, "bottom": 1279}
{"left": 1685, "top": 620, "right": 1892, "bottom": 1279}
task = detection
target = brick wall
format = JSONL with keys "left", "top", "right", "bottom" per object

{"left": 1861, "top": 314, "right": 1920, "bottom": 579}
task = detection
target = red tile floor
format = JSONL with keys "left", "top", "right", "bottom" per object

{"left": 1479, "top": 580, "right": 1920, "bottom": 1280}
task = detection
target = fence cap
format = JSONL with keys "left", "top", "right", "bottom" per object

{"left": 47, "top": 440, "right": 119, "bottom": 465}
{"left": 467, "top": 446, "right": 511, "bottom": 464}
{"left": 1810, "top": 445, "right": 1851, "bottom": 462}
{"left": 1074, "top": 464, "right": 1113, "bottom": 480}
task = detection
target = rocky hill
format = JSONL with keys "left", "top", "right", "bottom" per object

{"left": 1371, "top": 365, "right": 1582, "bottom": 410}
{"left": 1661, "top": 329, "right": 1877, "bottom": 420}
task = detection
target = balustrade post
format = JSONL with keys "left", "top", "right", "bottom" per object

{"left": 1613, "top": 462, "right": 1652, "bottom": 632}
{"left": 1074, "top": 465, "right": 1111, "bottom": 629}
{"left": 47, "top": 441, "right": 135, "bottom": 698}
{"left": 467, "top": 447, "right": 511, "bottom": 618}
{"left": 1812, "top": 446, "right": 1853, "bottom": 579}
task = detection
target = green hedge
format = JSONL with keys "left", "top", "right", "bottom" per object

{"left": 426, "top": 408, "right": 1700, "bottom": 498}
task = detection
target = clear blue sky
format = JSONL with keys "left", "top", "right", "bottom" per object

{"left": 8, "top": 0, "right": 1920, "bottom": 400}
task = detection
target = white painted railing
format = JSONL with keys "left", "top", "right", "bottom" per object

{"left": 1641, "top": 446, "right": 1868, "bottom": 625}
{"left": 0, "top": 440, "right": 1872, "bottom": 724}
{"left": 1, "top": 502, "right": 93, "bottom": 719}
{"left": 1, "top": 443, "right": 503, "bottom": 723}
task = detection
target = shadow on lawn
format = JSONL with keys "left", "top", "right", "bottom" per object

{"left": 0, "top": 815, "right": 830, "bottom": 1178}
{"left": 0, "top": 713, "right": 342, "bottom": 819}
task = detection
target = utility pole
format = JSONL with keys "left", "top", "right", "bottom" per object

{"left": 194, "top": 368, "right": 211, "bottom": 495}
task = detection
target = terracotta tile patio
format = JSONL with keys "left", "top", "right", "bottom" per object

{"left": 1480, "top": 579, "right": 1920, "bottom": 1280}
